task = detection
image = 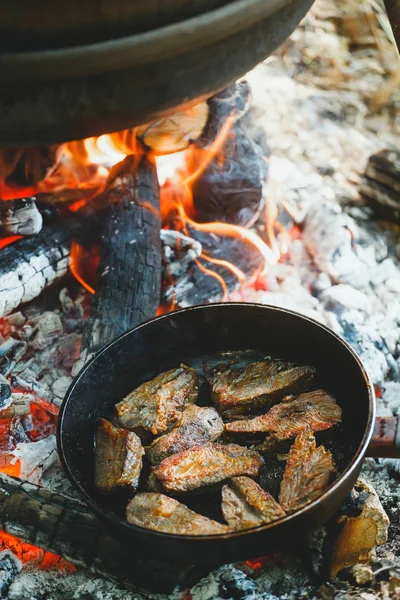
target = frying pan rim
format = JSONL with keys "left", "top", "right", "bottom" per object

{"left": 57, "top": 302, "right": 375, "bottom": 542}
{"left": 1, "top": 0, "right": 292, "bottom": 81}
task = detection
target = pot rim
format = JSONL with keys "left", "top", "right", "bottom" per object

{"left": 1, "top": 0, "right": 294, "bottom": 81}
{"left": 57, "top": 302, "right": 376, "bottom": 543}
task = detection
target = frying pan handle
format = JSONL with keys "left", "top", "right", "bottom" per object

{"left": 366, "top": 416, "right": 400, "bottom": 458}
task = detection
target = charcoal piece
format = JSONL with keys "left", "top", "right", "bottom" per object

{"left": 0, "top": 550, "right": 21, "bottom": 598}
{"left": 359, "top": 149, "right": 400, "bottom": 223}
{"left": 0, "top": 374, "right": 12, "bottom": 409}
{"left": 0, "top": 198, "right": 43, "bottom": 236}
{"left": 126, "top": 493, "right": 230, "bottom": 534}
{"left": 80, "top": 155, "right": 161, "bottom": 360}
{"left": 0, "top": 474, "right": 207, "bottom": 592}
{"left": 0, "top": 338, "right": 27, "bottom": 376}
{"left": 191, "top": 127, "right": 269, "bottom": 226}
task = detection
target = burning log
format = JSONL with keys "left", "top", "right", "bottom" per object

{"left": 359, "top": 149, "right": 400, "bottom": 224}
{"left": 79, "top": 155, "right": 161, "bottom": 362}
{"left": 196, "top": 82, "right": 252, "bottom": 148}
{"left": 0, "top": 198, "right": 43, "bottom": 237}
{"left": 186, "top": 81, "right": 268, "bottom": 227}
{"left": 0, "top": 146, "right": 59, "bottom": 191}
{"left": 161, "top": 231, "right": 265, "bottom": 308}
{"left": 0, "top": 218, "right": 80, "bottom": 318}
{"left": 0, "top": 474, "right": 204, "bottom": 592}
{"left": 191, "top": 126, "right": 269, "bottom": 226}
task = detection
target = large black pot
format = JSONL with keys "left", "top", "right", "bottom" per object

{"left": 0, "top": 0, "right": 314, "bottom": 146}
{"left": 57, "top": 303, "right": 388, "bottom": 565}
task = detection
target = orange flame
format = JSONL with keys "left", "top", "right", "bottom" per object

{"left": 70, "top": 240, "right": 96, "bottom": 295}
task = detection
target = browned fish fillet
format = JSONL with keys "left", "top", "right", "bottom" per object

{"left": 146, "top": 405, "right": 224, "bottom": 464}
{"left": 222, "top": 476, "right": 285, "bottom": 530}
{"left": 126, "top": 493, "right": 231, "bottom": 534}
{"left": 225, "top": 390, "right": 342, "bottom": 438}
{"left": 94, "top": 418, "right": 144, "bottom": 493}
{"left": 150, "top": 443, "right": 263, "bottom": 493}
{"left": 279, "top": 429, "right": 335, "bottom": 513}
{"left": 211, "top": 360, "right": 316, "bottom": 416}
{"left": 115, "top": 365, "right": 200, "bottom": 436}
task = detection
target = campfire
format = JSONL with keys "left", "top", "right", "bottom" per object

{"left": 0, "top": 0, "right": 399, "bottom": 598}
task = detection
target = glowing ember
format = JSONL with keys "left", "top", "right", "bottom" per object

{"left": 0, "top": 531, "right": 76, "bottom": 572}
{"left": 0, "top": 235, "right": 23, "bottom": 250}
{"left": 245, "top": 556, "right": 271, "bottom": 570}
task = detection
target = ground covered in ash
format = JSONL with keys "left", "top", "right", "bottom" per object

{"left": 1, "top": 0, "right": 400, "bottom": 598}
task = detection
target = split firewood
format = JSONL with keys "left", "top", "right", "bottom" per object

{"left": 0, "top": 473, "right": 202, "bottom": 593}
{"left": 359, "top": 149, "right": 400, "bottom": 223}
{"left": 79, "top": 154, "right": 161, "bottom": 363}
{"left": 136, "top": 102, "right": 209, "bottom": 155}
{"left": 0, "top": 198, "right": 43, "bottom": 236}
{"left": 327, "top": 478, "right": 389, "bottom": 578}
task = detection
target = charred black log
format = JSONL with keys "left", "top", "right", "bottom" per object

{"left": 80, "top": 155, "right": 161, "bottom": 361}
{"left": 0, "top": 220, "right": 73, "bottom": 318}
{"left": 359, "top": 149, "right": 400, "bottom": 223}
{"left": 0, "top": 198, "right": 43, "bottom": 237}
{"left": 161, "top": 229, "right": 265, "bottom": 308}
{"left": 196, "top": 82, "right": 252, "bottom": 148}
{"left": 191, "top": 125, "right": 269, "bottom": 226}
{"left": 0, "top": 474, "right": 206, "bottom": 593}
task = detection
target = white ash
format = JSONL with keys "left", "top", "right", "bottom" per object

{"left": 0, "top": 551, "right": 22, "bottom": 598}
{"left": 7, "top": 569, "right": 141, "bottom": 600}
{"left": 29, "top": 311, "right": 64, "bottom": 351}
{"left": 11, "top": 435, "right": 58, "bottom": 485}
{"left": 161, "top": 229, "right": 202, "bottom": 277}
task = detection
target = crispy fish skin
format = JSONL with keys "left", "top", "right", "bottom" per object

{"left": 115, "top": 365, "right": 200, "bottom": 436}
{"left": 94, "top": 418, "right": 144, "bottom": 493}
{"left": 211, "top": 360, "right": 316, "bottom": 416}
{"left": 126, "top": 493, "right": 231, "bottom": 534}
{"left": 279, "top": 429, "right": 335, "bottom": 513}
{"left": 146, "top": 405, "right": 224, "bottom": 464}
{"left": 222, "top": 476, "right": 285, "bottom": 530}
{"left": 225, "top": 390, "right": 342, "bottom": 438}
{"left": 151, "top": 443, "right": 263, "bottom": 493}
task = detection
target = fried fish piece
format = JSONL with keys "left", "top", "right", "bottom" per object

{"left": 126, "top": 493, "right": 231, "bottom": 534}
{"left": 150, "top": 443, "right": 263, "bottom": 493}
{"left": 211, "top": 360, "right": 316, "bottom": 416}
{"left": 94, "top": 418, "right": 144, "bottom": 493}
{"left": 225, "top": 390, "right": 342, "bottom": 438}
{"left": 115, "top": 365, "right": 200, "bottom": 436}
{"left": 279, "top": 429, "right": 335, "bottom": 513}
{"left": 222, "top": 476, "right": 285, "bottom": 530}
{"left": 146, "top": 405, "right": 224, "bottom": 464}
